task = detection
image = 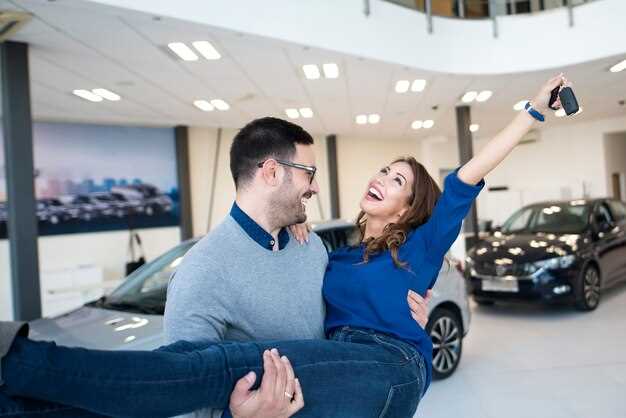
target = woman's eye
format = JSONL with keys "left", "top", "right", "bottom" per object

{"left": 394, "top": 178, "right": 402, "bottom": 186}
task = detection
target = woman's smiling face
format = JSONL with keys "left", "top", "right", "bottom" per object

{"left": 360, "top": 161, "right": 415, "bottom": 221}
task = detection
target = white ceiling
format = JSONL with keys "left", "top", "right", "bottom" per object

{"left": 3, "top": 0, "right": 626, "bottom": 141}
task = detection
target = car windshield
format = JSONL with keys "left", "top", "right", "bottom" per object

{"left": 501, "top": 202, "right": 590, "bottom": 234}
{"left": 98, "top": 240, "right": 197, "bottom": 314}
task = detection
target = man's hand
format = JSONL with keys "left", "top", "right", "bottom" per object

{"left": 230, "top": 348, "right": 304, "bottom": 418}
{"left": 407, "top": 289, "right": 432, "bottom": 329}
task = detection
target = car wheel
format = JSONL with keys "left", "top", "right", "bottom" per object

{"left": 575, "top": 264, "right": 601, "bottom": 311}
{"left": 50, "top": 215, "right": 59, "bottom": 224}
{"left": 474, "top": 298, "right": 495, "bottom": 306}
{"left": 426, "top": 307, "right": 463, "bottom": 379}
{"left": 145, "top": 206, "right": 154, "bottom": 216}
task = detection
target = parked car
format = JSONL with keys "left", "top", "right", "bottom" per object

{"left": 124, "top": 184, "right": 174, "bottom": 215}
{"left": 89, "top": 192, "right": 142, "bottom": 217}
{"left": 36, "top": 198, "right": 71, "bottom": 224}
{"left": 466, "top": 198, "right": 626, "bottom": 311}
{"left": 0, "top": 202, "right": 7, "bottom": 223}
{"left": 109, "top": 189, "right": 147, "bottom": 215}
{"left": 29, "top": 220, "right": 472, "bottom": 379}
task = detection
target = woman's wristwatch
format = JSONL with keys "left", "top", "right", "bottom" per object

{"left": 524, "top": 101, "right": 545, "bottom": 122}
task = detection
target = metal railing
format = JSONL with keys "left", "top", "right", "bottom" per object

{"left": 379, "top": 0, "right": 600, "bottom": 34}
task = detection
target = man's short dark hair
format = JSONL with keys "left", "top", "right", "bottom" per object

{"left": 230, "top": 117, "right": 314, "bottom": 189}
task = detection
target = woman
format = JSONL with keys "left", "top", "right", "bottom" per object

{"left": 0, "top": 74, "right": 569, "bottom": 418}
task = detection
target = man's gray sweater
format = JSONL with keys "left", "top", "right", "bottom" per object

{"left": 165, "top": 215, "right": 329, "bottom": 417}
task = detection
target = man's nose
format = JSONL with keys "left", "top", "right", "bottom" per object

{"left": 310, "top": 178, "right": 320, "bottom": 194}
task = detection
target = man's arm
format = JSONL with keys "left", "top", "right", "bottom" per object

{"left": 164, "top": 257, "right": 232, "bottom": 343}
{"left": 228, "top": 349, "right": 304, "bottom": 418}
{"left": 407, "top": 289, "right": 432, "bottom": 329}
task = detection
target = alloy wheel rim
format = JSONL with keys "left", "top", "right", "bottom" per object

{"left": 430, "top": 316, "right": 461, "bottom": 374}
{"left": 583, "top": 268, "right": 600, "bottom": 308}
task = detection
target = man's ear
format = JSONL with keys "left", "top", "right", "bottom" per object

{"left": 259, "top": 160, "right": 280, "bottom": 187}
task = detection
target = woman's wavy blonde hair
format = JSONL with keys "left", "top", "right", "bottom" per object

{"left": 356, "top": 156, "right": 442, "bottom": 269}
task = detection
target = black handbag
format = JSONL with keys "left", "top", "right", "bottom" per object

{"left": 125, "top": 231, "right": 146, "bottom": 276}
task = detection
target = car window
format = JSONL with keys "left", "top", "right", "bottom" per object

{"left": 608, "top": 201, "right": 626, "bottom": 222}
{"left": 104, "top": 241, "right": 196, "bottom": 313}
{"left": 502, "top": 207, "right": 533, "bottom": 233}
{"left": 594, "top": 203, "right": 613, "bottom": 225}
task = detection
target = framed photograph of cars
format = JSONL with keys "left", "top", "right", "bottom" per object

{"left": 0, "top": 122, "right": 179, "bottom": 238}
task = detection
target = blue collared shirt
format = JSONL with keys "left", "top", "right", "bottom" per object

{"left": 230, "top": 202, "right": 290, "bottom": 250}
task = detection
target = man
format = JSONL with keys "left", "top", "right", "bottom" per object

{"left": 164, "top": 117, "right": 431, "bottom": 418}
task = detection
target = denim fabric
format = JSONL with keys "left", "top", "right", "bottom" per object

{"left": 0, "top": 327, "right": 426, "bottom": 418}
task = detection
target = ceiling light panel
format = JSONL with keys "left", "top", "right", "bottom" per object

{"left": 168, "top": 42, "right": 199, "bottom": 61}
{"left": 462, "top": 91, "right": 478, "bottom": 103}
{"left": 92, "top": 88, "right": 121, "bottom": 101}
{"left": 193, "top": 100, "right": 214, "bottom": 111}
{"left": 411, "top": 79, "right": 426, "bottom": 92}
{"left": 210, "top": 99, "right": 230, "bottom": 111}
{"left": 73, "top": 89, "right": 103, "bottom": 102}
{"left": 285, "top": 108, "right": 299, "bottom": 119}
{"left": 192, "top": 41, "right": 221, "bottom": 60}
{"left": 395, "top": 80, "right": 410, "bottom": 93}
{"left": 302, "top": 64, "right": 321, "bottom": 80}
{"left": 322, "top": 63, "right": 339, "bottom": 79}
{"left": 476, "top": 90, "right": 493, "bottom": 102}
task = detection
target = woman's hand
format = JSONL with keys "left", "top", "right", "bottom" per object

{"left": 288, "top": 223, "right": 311, "bottom": 245}
{"left": 531, "top": 73, "right": 572, "bottom": 114}
{"left": 407, "top": 289, "right": 432, "bottom": 329}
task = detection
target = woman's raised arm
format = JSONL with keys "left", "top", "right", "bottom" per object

{"left": 457, "top": 73, "right": 569, "bottom": 186}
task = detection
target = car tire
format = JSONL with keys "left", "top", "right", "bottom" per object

{"left": 426, "top": 307, "right": 463, "bottom": 380}
{"left": 145, "top": 206, "right": 154, "bottom": 216}
{"left": 575, "top": 264, "right": 601, "bottom": 311}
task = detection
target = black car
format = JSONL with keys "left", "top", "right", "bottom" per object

{"left": 466, "top": 198, "right": 626, "bottom": 311}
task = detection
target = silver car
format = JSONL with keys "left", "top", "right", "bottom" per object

{"left": 30, "top": 220, "right": 471, "bottom": 379}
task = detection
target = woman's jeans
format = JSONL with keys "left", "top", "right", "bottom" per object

{"left": 0, "top": 326, "right": 427, "bottom": 418}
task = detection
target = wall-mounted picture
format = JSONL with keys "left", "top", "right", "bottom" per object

{"left": 0, "top": 122, "right": 179, "bottom": 238}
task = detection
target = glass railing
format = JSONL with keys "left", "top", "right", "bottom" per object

{"left": 384, "top": 0, "right": 598, "bottom": 19}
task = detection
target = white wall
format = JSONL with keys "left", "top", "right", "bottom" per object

{"left": 604, "top": 132, "right": 626, "bottom": 199}
{"left": 419, "top": 115, "right": 626, "bottom": 225}
{"left": 88, "top": 0, "right": 626, "bottom": 75}
{"left": 0, "top": 227, "right": 180, "bottom": 321}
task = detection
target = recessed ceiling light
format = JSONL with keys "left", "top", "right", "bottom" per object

{"left": 411, "top": 120, "right": 423, "bottom": 130}
{"left": 168, "top": 42, "right": 199, "bottom": 61}
{"left": 423, "top": 120, "right": 434, "bottom": 129}
{"left": 193, "top": 100, "right": 214, "bottom": 111}
{"left": 609, "top": 59, "right": 626, "bottom": 73}
{"left": 476, "top": 90, "right": 493, "bottom": 102}
{"left": 411, "top": 79, "right": 426, "bottom": 92}
{"left": 462, "top": 91, "right": 478, "bottom": 103}
{"left": 210, "top": 99, "right": 230, "bottom": 111}
{"left": 302, "top": 64, "right": 321, "bottom": 80}
{"left": 470, "top": 124, "right": 480, "bottom": 132}
{"left": 395, "top": 80, "right": 410, "bottom": 93}
{"left": 356, "top": 115, "right": 367, "bottom": 125}
{"left": 285, "top": 108, "right": 299, "bottom": 119}
{"left": 192, "top": 41, "right": 221, "bottom": 60}
{"left": 299, "top": 108, "right": 314, "bottom": 118}
{"left": 513, "top": 100, "right": 528, "bottom": 111}
{"left": 368, "top": 114, "right": 380, "bottom": 124}
{"left": 73, "top": 89, "right": 103, "bottom": 102}
{"left": 322, "top": 63, "right": 339, "bottom": 79}
{"left": 92, "top": 88, "right": 121, "bottom": 101}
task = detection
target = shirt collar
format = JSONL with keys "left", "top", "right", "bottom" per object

{"left": 230, "top": 202, "right": 290, "bottom": 251}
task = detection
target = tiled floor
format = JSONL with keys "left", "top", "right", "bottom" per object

{"left": 416, "top": 283, "right": 626, "bottom": 418}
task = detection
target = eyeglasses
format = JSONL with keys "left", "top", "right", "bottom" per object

{"left": 257, "top": 159, "right": 317, "bottom": 185}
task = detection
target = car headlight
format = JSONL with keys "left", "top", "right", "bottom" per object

{"left": 527, "top": 255, "right": 576, "bottom": 272}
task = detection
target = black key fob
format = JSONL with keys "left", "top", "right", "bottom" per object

{"left": 559, "top": 86, "right": 579, "bottom": 115}
{"left": 549, "top": 85, "right": 561, "bottom": 110}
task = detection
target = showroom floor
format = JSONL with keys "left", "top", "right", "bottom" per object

{"left": 416, "top": 283, "right": 626, "bottom": 418}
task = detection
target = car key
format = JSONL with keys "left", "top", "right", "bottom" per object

{"left": 559, "top": 86, "right": 579, "bottom": 115}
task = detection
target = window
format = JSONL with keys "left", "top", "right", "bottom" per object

{"left": 608, "top": 201, "right": 626, "bottom": 222}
